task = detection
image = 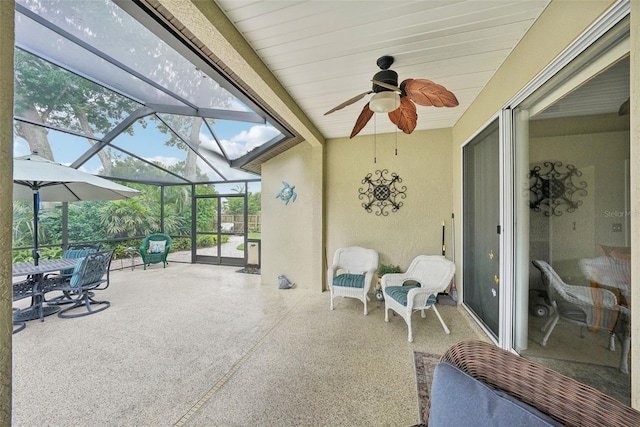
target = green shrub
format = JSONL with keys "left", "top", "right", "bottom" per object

{"left": 377, "top": 263, "right": 400, "bottom": 277}
{"left": 196, "top": 235, "right": 215, "bottom": 248}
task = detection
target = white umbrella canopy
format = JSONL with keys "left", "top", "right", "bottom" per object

{"left": 13, "top": 153, "right": 141, "bottom": 264}
{"left": 13, "top": 153, "right": 140, "bottom": 201}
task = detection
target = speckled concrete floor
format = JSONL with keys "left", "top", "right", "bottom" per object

{"left": 11, "top": 263, "right": 486, "bottom": 426}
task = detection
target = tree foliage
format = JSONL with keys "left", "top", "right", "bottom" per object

{"left": 11, "top": 11, "right": 261, "bottom": 261}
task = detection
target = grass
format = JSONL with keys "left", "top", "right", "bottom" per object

{"left": 236, "top": 233, "right": 261, "bottom": 250}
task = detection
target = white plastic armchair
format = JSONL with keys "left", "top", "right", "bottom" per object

{"left": 382, "top": 255, "right": 455, "bottom": 342}
{"left": 328, "top": 246, "right": 379, "bottom": 315}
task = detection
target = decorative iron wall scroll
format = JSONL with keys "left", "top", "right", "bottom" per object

{"left": 358, "top": 169, "right": 406, "bottom": 215}
{"left": 528, "top": 161, "right": 587, "bottom": 216}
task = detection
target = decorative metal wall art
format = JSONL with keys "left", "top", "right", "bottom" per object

{"left": 358, "top": 169, "right": 406, "bottom": 215}
{"left": 276, "top": 181, "right": 297, "bottom": 205}
{"left": 528, "top": 161, "right": 587, "bottom": 216}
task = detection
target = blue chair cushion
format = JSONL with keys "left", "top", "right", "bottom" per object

{"left": 69, "top": 257, "right": 86, "bottom": 288}
{"left": 70, "top": 256, "right": 106, "bottom": 289}
{"left": 429, "top": 362, "right": 562, "bottom": 426}
{"left": 60, "top": 249, "right": 92, "bottom": 275}
{"left": 332, "top": 273, "right": 365, "bottom": 288}
{"left": 385, "top": 285, "right": 437, "bottom": 307}
{"left": 64, "top": 249, "right": 90, "bottom": 259}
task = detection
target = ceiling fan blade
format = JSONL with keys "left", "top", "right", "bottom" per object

{"left": 371, "top": 79, "right": 401, "bottom": 93}
{"left": 388, "top": 97, "right": 417, "bottom": 134}
{"left": 324, "top": 90, "right": 372, "bottom": 115}
{"left": 350, "top": 103, "right": 374, "bottom": 138}
{"left": 402, "top": 79, "right": 459, "bottom": 107}
{"left": 619, "top": 97, "right": 630, "bottom": 115}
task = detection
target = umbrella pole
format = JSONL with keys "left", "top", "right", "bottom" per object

{"left": 33, "top": 190, "right": 39, "bottom": 266}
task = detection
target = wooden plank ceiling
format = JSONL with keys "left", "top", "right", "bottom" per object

{"left": 214, "top": 0, "right": 552, "bottom": 139}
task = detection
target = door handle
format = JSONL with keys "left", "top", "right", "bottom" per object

{"left": 494, "top": 275, "right": 499, "bottom": 284}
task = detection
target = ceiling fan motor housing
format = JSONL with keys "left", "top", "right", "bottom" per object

{"left": 372, "top": 69, "right": 398, "bottom": 93}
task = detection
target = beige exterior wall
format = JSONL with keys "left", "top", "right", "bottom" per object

{"left": 0, "top": 2, "right": 14, "bottom": 422}
{"left": 261, "top": 142, "right": 323, "bottom": 291}
{"left": 325, "top": 128, "right": 453, "bottom": 281}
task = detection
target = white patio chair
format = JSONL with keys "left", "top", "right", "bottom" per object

{"left": 328, "top": 246, "right": 379, "bottom": 315}
{"left": 382, "top": 255, "right": 455, "bottom": 342}
{"left": 532, "top": 260, "right": 629, "bottom": 369}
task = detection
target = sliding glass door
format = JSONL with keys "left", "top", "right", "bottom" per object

{"left": 459, "top": 3, "right": 630, "bottom": 404}
{"left": 509, "top": 14, "right": 631, "bottom": 403}
{"left": 463, "top": 119, "right": 501, "bottom": 338}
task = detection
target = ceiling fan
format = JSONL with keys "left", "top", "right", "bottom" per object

{"left": 619, "top": 97, "right": 630, "bottom": 115}
{"left": 324, "top": 55, "right": 459, "bottom": 138}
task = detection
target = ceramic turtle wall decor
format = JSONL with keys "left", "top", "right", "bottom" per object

{"left": 276, "top": 181, "right": 297, "bottom": 205}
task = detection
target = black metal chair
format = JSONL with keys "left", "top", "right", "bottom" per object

{"left": 44, "top": 250, "right": 114, "bottom": 318}
{"left": 12, "top": 278, "right": 39, "bottom": 333}
{"left": 44, "top": 243, "right": 101, "bottom": 305}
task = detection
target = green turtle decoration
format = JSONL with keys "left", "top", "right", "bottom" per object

{"left": 276, "top": 181, "right": 297, "bottom": 205}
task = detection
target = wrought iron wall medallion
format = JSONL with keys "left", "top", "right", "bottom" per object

{"left": 528, "top": 161, "right": 587, "bottom": 217}
{"left": 358, "top": 169, "right": 406, "bottom": 215}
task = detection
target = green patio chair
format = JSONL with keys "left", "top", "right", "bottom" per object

{"left": 139, "top": 233, "right": 172, "bottom": 270}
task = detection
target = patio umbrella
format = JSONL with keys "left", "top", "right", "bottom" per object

{"left": 13, "top": 153, "right": 140, "bottom": 265}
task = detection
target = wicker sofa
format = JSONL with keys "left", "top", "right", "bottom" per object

{"left": 422, "top": 340, "right": 640, "bottom": 426}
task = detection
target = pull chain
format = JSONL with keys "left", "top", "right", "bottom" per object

{"left": 373, "top": 114, "right": 377, "bottom": 163}
{"left": 395, "top": 126, "right": 398, "bottom": 156}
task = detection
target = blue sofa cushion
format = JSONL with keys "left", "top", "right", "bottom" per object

{"left": 332, "top": 273, "right": 365, "bottom": 288}
{"left": 428, "top": 362, "right": 562, "bottom": 427}
{"left": 385, "top": 285, "right": 437, "bottom": 307}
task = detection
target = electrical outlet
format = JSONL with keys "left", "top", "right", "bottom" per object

{"left": 612, "top": 223, "right": 622, "bottom": 232}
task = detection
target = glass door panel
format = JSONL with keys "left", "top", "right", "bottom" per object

{"left": 217, "top": 196, "right": 246, "bottom": 266}
{"left": 513, "top": 46, "right": 630, "bottom": 403}
{"left": 463, "top": 119, "right": 500, "bottom": 338}
{"left": 195, "top": 197, "right": 220, "bottom": 261}
{"left": 195, "top": 195, "right": 247, "bottom": 266}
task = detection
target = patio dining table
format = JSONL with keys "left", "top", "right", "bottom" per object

{"left": 12, "top": 258, "right": 79, "bottom": 322}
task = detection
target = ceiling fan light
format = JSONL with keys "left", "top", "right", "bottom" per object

{"left": 369, "top": 91, "right": 400, "bottom": 113}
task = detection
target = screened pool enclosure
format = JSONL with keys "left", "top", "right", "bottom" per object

{"left": 12, "top": 0, "right": 294, "bottom": 267}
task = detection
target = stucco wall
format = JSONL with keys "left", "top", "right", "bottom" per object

{"left": 261, "top": 142, "right": 323, "bottom": 291}
{"left": 0, "top": 1, "right": 14, "bottom": 423}
{"left": 325, "top": 128, "right": 453, "bottom": 282}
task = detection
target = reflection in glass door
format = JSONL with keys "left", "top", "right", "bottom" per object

{"left": 463, "top": 119, "right": 501, "bottom": 338}
{"left": 509, "top": 12, "right": 631, "bottom": 403}
{"left": 195, "top": 195, "right": 246, "bottom": 266}
{"left": 514, "top": 56, "right": 631, "bottom": 403}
